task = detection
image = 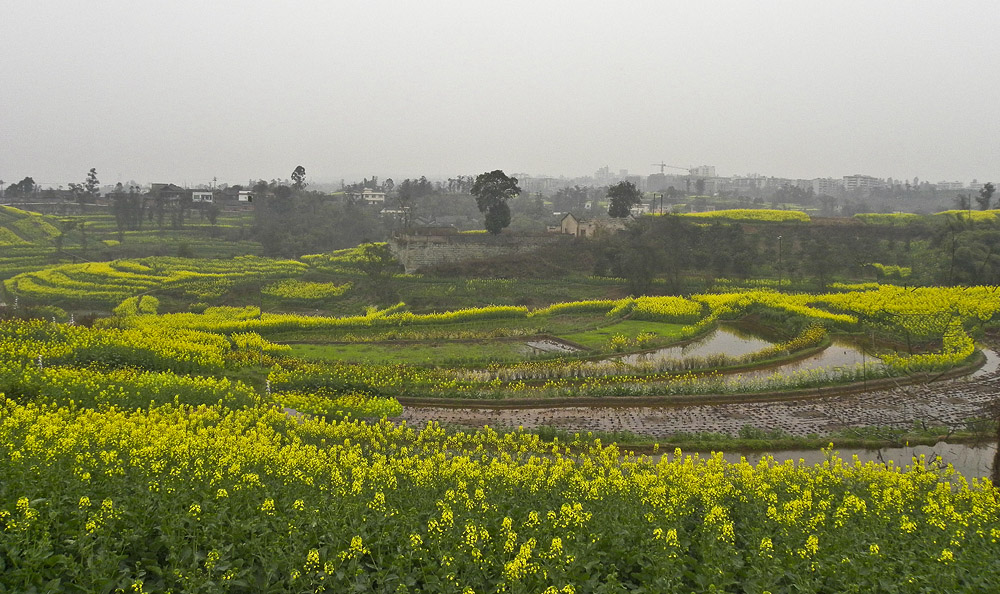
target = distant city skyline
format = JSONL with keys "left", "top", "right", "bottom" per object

{"left": 5, "top": 163, "right": 992, "bottom": 195}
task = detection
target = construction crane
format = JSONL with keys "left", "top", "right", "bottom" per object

{"left": 651, "top": 162, "right": 690, "bottom": 175}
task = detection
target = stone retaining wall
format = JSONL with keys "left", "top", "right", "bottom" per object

{"left": 390, "top": 233, "right": 567, "bottom": 273}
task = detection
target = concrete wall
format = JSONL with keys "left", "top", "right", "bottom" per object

{"left": 391, "top": 233, "right": 567, "bottom": 273}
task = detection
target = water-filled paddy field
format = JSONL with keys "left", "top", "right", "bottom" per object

{"left": 706, "top": 442, "right": 998, "bottom": 480}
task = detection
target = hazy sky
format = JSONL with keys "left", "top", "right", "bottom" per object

{"left": 2, "top": 1, "right": 997, "bottom": 188}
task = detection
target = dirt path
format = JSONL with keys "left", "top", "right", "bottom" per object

{"left": 399, "top": 350, "right": 1000, "bottom": 437}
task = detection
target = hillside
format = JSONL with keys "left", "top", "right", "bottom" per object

{"left": 0, "top": 206, "right": 61, "bottom": 284}
{"left": 0, "top": 206, "right": 61, "bottom": 244}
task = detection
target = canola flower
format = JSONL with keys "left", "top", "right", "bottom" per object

{"left": 4, "top": 255, "right": 305, "bottom": 306}
{"left": 934, "top": 209, "right": 1000, "bottom": 223}
{"left": 629, "top": 296, "right": 704, "bottom": 323}
{"left": 870, "top": 263, "right": 912, "bottom": 279}
{"left": 0, "top": 402, "right": 997, "bottom": 592}
{"left": 677, "top": 209, "right": 810, "bottom": 223}
{"left": 0, "top": 318, "right": 292, "bottom": 375}
{"left": 0, "top": 318, "right": 232, "bottom": 373}
{"left": 0, "top": 318, "right": 397, "bottom": 422}
{"left": 854, "top": 212, "right": 926, "bottom": 226}
{"left": 87, "top": 282, "right": 994, "bottom": 403}
{"left": 277, "top": 390, "right": 402, "bottom": 419}
{"left": 110, "top": 284, "right": 996, "bottom": 376}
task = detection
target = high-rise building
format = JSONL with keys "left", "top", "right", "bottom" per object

{"left": 812, "top": 178, "right": 844, "bottom": 196}
{"left": 843, "top": 174, "right": 885, "bottom": 193}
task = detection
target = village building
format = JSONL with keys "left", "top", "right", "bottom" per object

{"left": 549, "top": 213, "right": 626, "bottom": 238}
{"left": 350, "top": 188, "right": 386, "bottom": 205}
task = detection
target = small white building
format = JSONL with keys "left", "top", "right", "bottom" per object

{"left": 192, "top": 191, "right": 214, "bottom": 203}
{"left": 351, "top": 188, "right": 386, "bottom": 205}
{"left": 630, "top": 203, "right": 650, "bottom": 216}
{"left": 238, "top": 190, "right": 253, "bottom": 202}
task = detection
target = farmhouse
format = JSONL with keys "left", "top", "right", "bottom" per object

{"left": 149, "top": 183, "right": 187, "bottom": 202}
{"left": 550, "top": 213, "right": 626, "bottom": 238}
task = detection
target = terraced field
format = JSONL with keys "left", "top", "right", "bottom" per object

{"left": 3, "top": 242, "right": 1000, "bottom": 591}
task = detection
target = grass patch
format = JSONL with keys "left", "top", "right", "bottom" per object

{"left": 558, "top": 319, "right": 686, "bottom": 350}
{"left": 288, "top": 339, "right": 535, "bottom": 365}
{"left": 264, "top": 313, "right": 613, "bottom": 343}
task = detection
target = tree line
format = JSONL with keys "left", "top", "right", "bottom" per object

{"left": 585, "top": 213, "right": 1000, "bottom": 294}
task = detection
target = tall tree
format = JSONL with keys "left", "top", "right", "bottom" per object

{"left": 7, "top": 177, "right": 35, "bottom": 198}
{"left": 977, "top": 182, "right": 996, "bottom": 211}
{"left": 395, "top": 181, "right": 417, "bottom": 229}
{"left": 84, "top": 168, "right": 100, "bottom": 202}
{"left": 607, "top": 181, "right": 642, "bottom": 218}
{"left": 205, "top": 202, "right": 221, "bottom": 227}
{"left": 291, "top": 165, "right": 307, "bottom": 190}
{"left": 471, "top": 170, "right": 520, "bottom": 234}
{"left": 355, "top": 242, "right": 402, "bottom": 302}
{"left": 483, "top": 202, "right": 511, "bottom": 235}
{"left": 68, "top": 183, "right": 85, "bottom": 206}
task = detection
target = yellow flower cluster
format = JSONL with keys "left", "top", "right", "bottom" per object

{"left": 230, "top": 331, "right": 292, "bottom": 356}
{"left": 71, "top": 284, "right": 1000, "bottom": 401}
{"left": 531, "top": 300, "right": 619, "bottom": 316}
{"left": 629, "top": 296, "right": 703, "bottom": 323}
{"left": 1, "top": 403, "right": 997, "bottom": 592}
{"left": 277, "top": 390, "right": 402, "bottom": 420}
{"left": 934, "top": 210, "right": 1000, "bottom": 223}
{"left": 116, "top": 303, "right": 531, "bottom": 335}
{"left": 870, "top": 263, "right": 912, "bottom": 279}
{"left": 749, "top": 324, "right": 827, "bottom": 362}
{"left": 678, "top": 209, "right": 810, "bottom": 223}
{"left": 0, "top": 318, "right": 230, "bottom": 373}
{"left": 4, "top": 255, "right": 305, "bottom": 306}
{"left": 112, "top": 295, "right": 160, "bottom": 316}
{"left": 1, "top": 363, "right": 260, "bottom": 410}
{"left": 854, "top": 212, "right": 925, "bottom": 226}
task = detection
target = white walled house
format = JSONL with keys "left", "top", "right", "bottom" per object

{"left": 350, "top": 188, "right": 386, "bottom": 205}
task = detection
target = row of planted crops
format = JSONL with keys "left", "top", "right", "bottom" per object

{"left": 3, "top": 254, "right": 1000, "bottom": 589}
{"left": 2, "top": 256, "right": 314, "bottom": 306}
{"left": 3, "top": 401, "right": 999, "bottom": 591}
{"left": 0, "top": 293, "right": 998, "bottom": 592}
{"left": 2, "top": 280, "right": 994, "bottom": 405}
{"left": 0, "top": 241, "right": 383, "bottom": 309}
{"left": 86, "top": 284, "right": 989, "bottom": 401}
